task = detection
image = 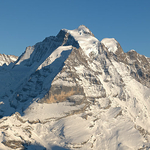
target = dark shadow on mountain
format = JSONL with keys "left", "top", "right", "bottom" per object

{"left": 0, "top": 30, "right": 80, "bottom": 118}
{"left": 51, "top": 145, "right": 70, "bottom": 150}
{"left": 13, "top": 37, "right": 61, "bottom": 69}
{"left": 12, "top": 49, "right": 73, "bottom": 116}
{"left": 0, "top": 62, "right": 15, "bottom": 70}
{"left": 13, "top": 29, "right": 79, "bottom": 69}
{"left": 0, "top": 48, "right": 73, "bottom": 118}
{"left": 23, "top": 144, "right": 70, "bottom": 150}
{"left": 23, "top": 143, "right": 46, "bottom": 150}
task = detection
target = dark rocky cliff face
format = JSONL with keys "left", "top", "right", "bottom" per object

{"left": 112, "top": 49, "right": 150, "bottom": 88}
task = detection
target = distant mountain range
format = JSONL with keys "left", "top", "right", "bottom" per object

{"left": 0, "top": 25, "right": 150, "bottom": 150}
{"left": 0, "top": 54, "right": 18, "bottom": 66}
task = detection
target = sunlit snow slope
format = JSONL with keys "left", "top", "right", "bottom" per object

{"left": 0, "top": 25, "right": 150, "bottom": 150}
{"left": 0, "top": 54, "right": 18, "bottom": 66}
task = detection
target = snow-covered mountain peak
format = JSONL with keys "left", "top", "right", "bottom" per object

{"left": 129, "top": 49, "right": 136, "bottom": 52}
{"left": 77, "top": 25, "right": 95, "bottom": 37}
{"left": 101, "top": 38, "right": 119, "bottom": 53}
{"left": 0, "top": 54, "right": 18, "bottom": 66}
{"left": 62, "top": 25, "right": 94, "bottom": 38}
{"left": 64, "top": 25, "right": 99, "bottom": 57}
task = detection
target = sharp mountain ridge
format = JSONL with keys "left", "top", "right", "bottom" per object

{"left": 0, "top": 54, "right": 18, "bottom": 66}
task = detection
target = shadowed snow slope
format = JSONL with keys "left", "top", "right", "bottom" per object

{"left": 0, "top": 25, "right": 150, "bottom": 149}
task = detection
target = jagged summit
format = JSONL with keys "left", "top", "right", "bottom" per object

{"left": 61, "top": 25, "right": 95, "bottom": 37}
{"left": 0, "top": 54, "right": 18, "bottom": 66}
{"left": 0, "top": 26, "right": 150, "bottom": 149}
{"left": 77, "top": 25, "right": 95, "bottom": 37}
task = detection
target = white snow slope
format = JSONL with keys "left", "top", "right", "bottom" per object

{"left": 0, "top": 54, "right": 18, "bottom": 66}
{"left": 0, "top": 25, "right": 150, "bottom": 150}
{"left": 101, "top": 38, "right": 118, "bottom": 53}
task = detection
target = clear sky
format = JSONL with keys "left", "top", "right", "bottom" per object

{"left": 0, "top": 0, "right": 150, "bottom": 57}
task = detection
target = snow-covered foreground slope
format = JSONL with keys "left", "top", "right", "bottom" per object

{"left": 0, "top": 25, "right": 150, "bottom": 149}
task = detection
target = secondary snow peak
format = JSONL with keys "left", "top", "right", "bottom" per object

{"left": 101, "top": 38, "right": 121, "bottom": 53}
{"left": 0, "top": 54, "right": 18, "bottom": 66}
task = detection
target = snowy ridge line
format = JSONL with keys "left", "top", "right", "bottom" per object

{"left": 0, "top": 54, "right": 18, "bottom": 66}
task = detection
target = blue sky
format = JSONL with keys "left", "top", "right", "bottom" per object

{"left": 0, "top": 0, "right": 150, "bottom": 57}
